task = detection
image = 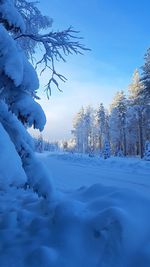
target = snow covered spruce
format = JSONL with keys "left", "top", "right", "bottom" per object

{"left": 0, "top": 0, "right": 87, "bottom": 197}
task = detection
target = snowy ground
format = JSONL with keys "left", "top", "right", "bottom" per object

{"left": 1, "top": 152, "right": 150, "bottom": 267}
{"left": 39, "top": 152, "right": 150, "bottom": 195}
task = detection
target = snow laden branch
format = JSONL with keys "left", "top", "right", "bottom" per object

{"left": 0, "top": 0, "right": 90, "bottom": 199}
{"left": 14, "top": 27, "right": 90, "bottom": 97}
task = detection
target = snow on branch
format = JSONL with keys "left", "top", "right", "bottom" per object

{"left": 14, "top": 27, "right": 90, "bottom": 97}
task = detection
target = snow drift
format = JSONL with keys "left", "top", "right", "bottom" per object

{"left": 0, "top": 179, "right": 150, "bottom": 267}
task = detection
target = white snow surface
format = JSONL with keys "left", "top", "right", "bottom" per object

{"left": 0, "top": 123, "right": 26, "bottom": 188}
{"left": 0, "top": 152, "right": 150, "bottom": 267}
{"left": 0, "top": 24, "right": 23, "bottom": 86}
{"left": 21, "top": 55, "right": 39, "bottom": 93}
{"left": 0, "top": 25, "right": 39, "bottom": 90}
{"left": 40, "top": 152, "right": 150, "bottom": 193}
{"left": 12, "top": 93, "right": 46, "bottom": 131}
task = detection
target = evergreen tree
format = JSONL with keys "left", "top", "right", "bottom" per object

{"left": 0, "top": 0, "right": 88, "bottom": 197}
{"left": 36, "top": 135, "right": 44, "bottom": 153}
{"left": 72, "top": 107, "right": 85, "bottom": 153}
{"left": 95, "top": 103, "right": 106, "bottom": 153}
{"left": 72, "top": 106, "right": 95, "bottom": 154}
{"left": 128, "top": 69, "right": 147, "bottom": 158}
{"left": 140, "top": 48, "right": 150, "bottom": 104}
{"left": 84, "top": 106, "right": 94, "bottom": 153}
{"left": 103, "top": 140, "right": 111, "bottom": 159}
{"left": 109, "top": 91, "right": 127, "bottom": 156}
{"left": 129, "top": 69, "right": 143, "bottom": 104}
{"left": 144, "top": 140, "right": 150, "bottom": 161}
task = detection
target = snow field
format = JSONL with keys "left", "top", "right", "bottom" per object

{"left": 0, "top": 152, "right": 150, "bottom": 266}
{"left": 40, "top": 152, "right": 150, "bottom": 193}
{"left": 1, "top": 181, "right": 150, "bottom": 267}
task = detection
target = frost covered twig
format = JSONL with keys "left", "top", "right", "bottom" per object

{"left": 14, "top": 27, "right": 90, "bottom": 97}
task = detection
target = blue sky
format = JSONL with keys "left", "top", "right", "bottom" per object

{"left": 34, "top": 0, "right": 150, "bottom": 141}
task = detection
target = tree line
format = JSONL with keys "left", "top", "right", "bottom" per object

{"left": 72, "top": 66, "right": 150, "bottom": 159}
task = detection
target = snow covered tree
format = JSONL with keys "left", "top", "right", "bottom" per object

{"left": 109, "top": 91, "right": 127, "bottom": 156}
{"left": 103, "top": 140, "right": 111, "bottom": 159}
{"left": 144, "top": 140, "right": 150, "bottom": 161}
{"left": 72, "top": 106, "right": 95, "bottom": 154}
{"left": 128, "top": 69, "right": 148, "bottom": 158}
{"left": 0, "top": 0, "right": 88, "bottom": 197}
{"left": 84, "top": 106, "right": 94, "bottom": 154}
{"left": 65, "top": 138, "right": 76, "bottom": 153}
{"left": 72, "top": 107, "right": 85, "bottom": 153}
{"left": 140, "top": 48, "right": 150, "bottom": 104}
{"left": 128, "top": 69, "right": 143, "bottom": 103}
{"left": 35, "top": 134, "right": 44, "bottom": 153}
{"left": 125, "top": 106, "right": 138, "bottom": 155}
{"left": 95, "top": 103, "right": 106, "bottom": 153}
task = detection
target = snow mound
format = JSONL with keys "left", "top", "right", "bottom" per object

{"left": 0, "top": 182, "right": 150, "bottom": 266}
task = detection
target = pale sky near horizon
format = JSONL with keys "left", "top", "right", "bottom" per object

{"left": 32, "top": 0, "right": 150, "bottom": 141}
